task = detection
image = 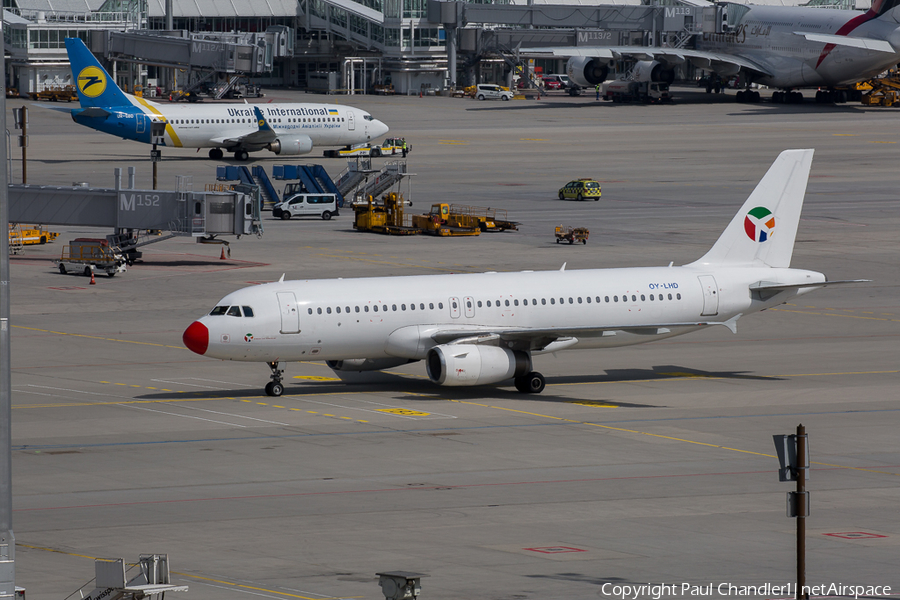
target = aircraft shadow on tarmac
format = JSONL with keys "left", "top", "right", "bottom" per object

{"left": 134, "top": 365, "right": 778, "bottom": 404}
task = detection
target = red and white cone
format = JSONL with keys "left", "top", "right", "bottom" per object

{"left": 89, "top": 270, "right": 96, "bottom": 285}
{"left": 220, "top": 247, "right": 226, "bottom": 260}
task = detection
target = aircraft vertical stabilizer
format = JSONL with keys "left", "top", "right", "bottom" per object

{"left": 689, "top": 149, "right": 814, "bottom": 269}
{"left": 65, "top": 38, "right": 132, "bottom": 109}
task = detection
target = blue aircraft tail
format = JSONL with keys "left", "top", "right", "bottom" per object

{"left": 65, "top": 37, "right": 132, "bottom": 108}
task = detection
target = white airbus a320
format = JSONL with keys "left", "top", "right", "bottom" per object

{"left": 183, "top": 150, "right": 859, "bottom": 396}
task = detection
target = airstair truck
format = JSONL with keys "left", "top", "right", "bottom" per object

{"left": 55, "top": 238, "right": 127, "bottom": 277}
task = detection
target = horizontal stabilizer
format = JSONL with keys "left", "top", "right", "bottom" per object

{"left": 750, "top": 279, "right": 870, "bottom": 291}
{"left": 74, "top": 107, "right": 111, "bottom": 118}
{"left": 796, "top": 32, "right": 895, "bottom": 52}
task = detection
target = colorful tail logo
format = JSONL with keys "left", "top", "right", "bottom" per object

{"left": 744, "top": 207, "right": 775, "bottom": 242}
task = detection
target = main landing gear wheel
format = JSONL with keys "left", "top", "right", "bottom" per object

{"left": 514, "top": 371, "right": 546, "bottom": 394}
{"left": 209, "top": 148, "right": 224, "bottom": 160}
{"left": 265, "top": 361, "right": 285, "bottom": 396}
{"left": 235, "top": 150, "right": 250, "bottom": 161}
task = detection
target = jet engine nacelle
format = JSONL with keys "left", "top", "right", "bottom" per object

{"left": 565, "top": 56, "right": 612, "bottom": 87}
{"left": 631, "top": 60, "right": 675, "bottom": 84}
{"left": 425, "top": 344, "right": 531, "bottom": 387}
{"left": 326, "top": 358, "right": 416, "bottom": 372}
{"left": 268, "top": 135, "right": 313, "bottom": 155}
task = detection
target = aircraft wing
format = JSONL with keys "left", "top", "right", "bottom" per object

{"left": 519, "top": 46, "right": 774, "bottom": 78}
{"left": 215, "top": 106, "right": 278, "bottom": 148}
{"left": 430, "top": 317, "right": 739, "bottom": 353}
{"left": 794, "top": 32, "right": 896, "bottom": 53}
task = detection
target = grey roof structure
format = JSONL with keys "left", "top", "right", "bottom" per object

{"left": 146, "top": 0, "right": 299, "bottom": 18}
{"left": 10, "top": 0, "right": 105, "bottom": 11}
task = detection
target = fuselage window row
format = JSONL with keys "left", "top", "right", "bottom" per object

{"left": 303, "top": 293, "right": 684, "bottom": 317}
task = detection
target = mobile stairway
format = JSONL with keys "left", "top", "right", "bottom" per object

{"left": 68, "top": 554, "right": 187, "bottom": 600}
{"left": 272, "top": 164, "right": 345, "bottom": 207}
{"left": 215, "top": 165, "right": 279, "bottom": 208}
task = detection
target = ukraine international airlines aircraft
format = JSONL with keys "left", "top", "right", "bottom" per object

{"left": 533, "top": 0, "right": 900, "bottom": 102}
{"left": 183, "top": 150, "right": 859, "bottom": 397}
{"left": 64, "top": 38, "right": 389, "bottom": 160}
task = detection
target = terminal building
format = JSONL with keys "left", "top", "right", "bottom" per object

{"left": 3, "top": 0, "right": 861, "bottom": 97}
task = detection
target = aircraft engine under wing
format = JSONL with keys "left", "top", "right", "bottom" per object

{"left": 566, "top": 56, "right": 614, "bottom": 86}
{"left": 524, "top": 46, "right": 773, "bottom": 81}
{"left": 268, "top": 135, "right": 314, "bottom": 155}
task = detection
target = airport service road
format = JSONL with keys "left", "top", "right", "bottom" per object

{"left": 8, "top": 90, "right": 900, "bottom": 600}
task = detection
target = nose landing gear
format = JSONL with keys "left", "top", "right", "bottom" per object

{"left": 265, "top": 361, "right": 286, "bottom": 396}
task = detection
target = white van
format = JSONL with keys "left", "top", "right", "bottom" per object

{"left": 474, "top": 84, "right": 513, "bottom": 101}
{"left": 273, "top": 193, "right": 340, "bottom": 220}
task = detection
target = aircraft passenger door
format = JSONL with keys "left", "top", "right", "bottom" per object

{"left": 698, "top": 275, "right": 719, "bottom": 316}
{"left": 277, "top": 291, "right": 301, "bottom": 334}
{"left": 348, "top": 111, "right": 356, "bottom": 131}
{"left": 463, "top": 296, "right": 475, "bottom": 318}
{"left": 136, "top": 113, "right": 146, "bottom": 135}
{"left": 449, "top": 297, "right": 460, "bottom": 319}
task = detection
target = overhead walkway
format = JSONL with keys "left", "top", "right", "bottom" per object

{"left": 10, "top": 168, "right": 261, "bottom": 262}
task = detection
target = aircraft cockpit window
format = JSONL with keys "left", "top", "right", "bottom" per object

{"left": 210, "top": 305, "right": 229, "bottom": 316}
{"left": 227, "top": 306, "right": 242, "bottom": 317}
{"left": 242, "top": 306, "right": 254, "bottom": 317}
{"left": 364, "top": 115, "right": 374, "bottom": 121}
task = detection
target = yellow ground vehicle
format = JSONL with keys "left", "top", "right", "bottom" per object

{"left": 859, "top": 75, "right": 900, "bottom": 107}
{"left": 558, "top": 178, "right": 601, "bottom": 201}
{"left": 8, "top": 225, "right": 59, "bottom": 246}
{"left": 555, "top": 225, "right": 590, "bottom": 244}
{"left": 29, "top": 85, "right": 78, "bottom": 102}
{"left": 411, "top": 203, "right": 481, "bottom": 236}
{"left": 353, "top": 193, "right": 420, "bottom": 235}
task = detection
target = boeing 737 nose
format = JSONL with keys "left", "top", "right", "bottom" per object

{"left": 183, "top": 321, "right": 209, "bottom": 355}
{"left": 373, "top": 119, "right": 389, "bottom": 139}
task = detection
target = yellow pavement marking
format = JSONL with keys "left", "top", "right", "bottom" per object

{"left": 567, "top": 400, "right": 618, "bottom": 408}
{"left": 294, "top": 375, "right": 340, "bottom": 381}
{"left": 438, "top": 139, "right": 468, "bottom": 145}
{"left": 13, "top": 325, "right": 185, "bottom": 349}
{"left": 376, "top": 408, "right": 431, "bottom": 416}
{"left": 520, "top": 138, "right": 547, "bottom": 141}
{"left": 445, "top": 385, "right": 900, "bottom": 477}
{"left": 17, "top": 543, "right": 355, "bottom": 600}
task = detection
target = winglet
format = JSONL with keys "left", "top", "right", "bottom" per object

{"left": 253, "top": 106, "right": 274, "bottom": 133}
{"left": 559, "top": 262, "right": 567, "bottom": 272}
{"left": 278, "top": 274, "right": 285, "bottom": 283}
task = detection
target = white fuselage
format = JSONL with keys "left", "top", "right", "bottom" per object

{"left": 141, "top": 102, "right": 386, "bottom": 149}
{"left": 697, "top": 5, "right": 900, "bottom": 88}
{"left": 189, "top": 264, "right": 825, "bottom": 364}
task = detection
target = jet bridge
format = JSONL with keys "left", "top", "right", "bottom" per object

{"left": 9, "top": 168, "right": 261, "bottom": 263}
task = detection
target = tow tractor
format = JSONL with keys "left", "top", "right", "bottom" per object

{"left": 555, "top": 225, "right": 590, "bottom": 244}
{"left": 8, "top": 224, "right": 59, "bottom": 246}
{"left": 324, "top": 138, "right": 410, "bottom": 158}
{"left": 55, "top": 238, "right": 127, "bottom": 277}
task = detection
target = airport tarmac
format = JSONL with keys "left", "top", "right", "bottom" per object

{"left": 7, "top": 87, "right": 900, "bottom": 600}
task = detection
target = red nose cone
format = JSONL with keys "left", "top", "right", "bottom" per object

{"left": 183, "top": 321, "right": 209, "bottom": 355}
